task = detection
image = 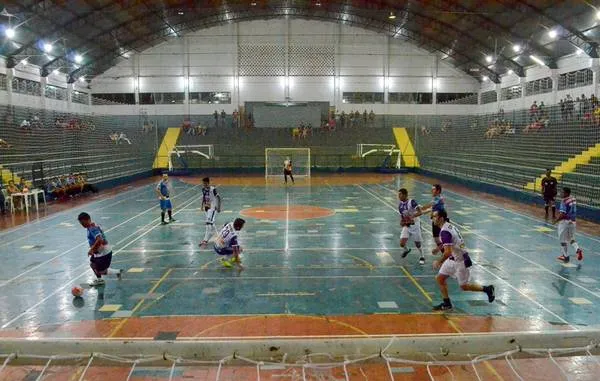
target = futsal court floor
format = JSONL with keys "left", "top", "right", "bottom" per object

{"left": 0, "top": 173, "right": 599, "bottom": 380}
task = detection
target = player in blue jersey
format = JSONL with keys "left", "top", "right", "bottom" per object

{"left": 554, "top": 187, "right": 583, "bottom": 263}
{"left": 421, "top": 184, "right": 446, "bottom": 255}
{"left": 156, "top": 173, "right": 176, "bottom": 225}
{"left": 213, "top": 218, "right": 245, "bottom": 268}
{"left": 78, "top": 212, "right": 122, "bottom": 287}
{"left": 398, "top": 188, "right": 425, "bottom": 265}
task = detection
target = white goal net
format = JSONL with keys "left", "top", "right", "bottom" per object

{"left": 356, "top": 144, "right": 402, "bottom": 169}
{"left": 265, "top": 148, "right": 310, "bottom": 178}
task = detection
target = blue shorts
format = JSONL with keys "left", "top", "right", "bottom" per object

{"left": 160, "top": 198, "right": 172, "bottom": 210}
{"left": 214, "top": 246, "right": 234, "bottom": 256}
{"left": 90, "top": 252, "right": 113, "bottom": 276}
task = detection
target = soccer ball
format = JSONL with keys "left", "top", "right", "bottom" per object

{"left": 71, "top": 286, "right": 84, "bottom": 298}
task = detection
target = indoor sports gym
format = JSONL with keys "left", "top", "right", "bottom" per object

{"left": 1, "top": 1, "right": 600, "bottom": 380}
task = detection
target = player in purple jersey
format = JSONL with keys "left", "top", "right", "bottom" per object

{"left": 78, "top": 212, "right": 123, "bottom": 287}
{"left": 554, "top": 187, "right": 583, "bottom": 263}
{"left": 421, "top": 184, "right": 445, "bottom": 255}
{"left": 398, "top": 188, "right": 425, "bottom": 265}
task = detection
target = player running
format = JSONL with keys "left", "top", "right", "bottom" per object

{"left": 213, "top": 218, "right": 246, "bottom": 268}
{"left": 199, "top": 177, "right": 222, "bottom": 247}
{"left": 398, "top": 188, "right": 425, "bottom": 265}
{"left": 78, "top": 212, "right": 123, "bottom": 287}
{"left": 421, "top": 184, "right": 446, "bottom": 255}
{"left": 156, "top": 173, "right": 175, "bottom": 225}
{"left": 555, "top": 187, "right": 583, "bottom": 263}
{"left": 432, "top": 210, "right": 495, "bottom": 311}
{"left": 541, "top": 169, "right": 558, "bottom": 220}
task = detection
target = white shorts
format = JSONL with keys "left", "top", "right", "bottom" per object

{"left": 438, "top": 259, "right": 470, "bottom": 285}
{"left": 558, "top": 220, "right": 575, "bottom": 243}
{"left": 205, "top": 208, "right": 218, "bottom": 224}
{"left": 400, "top": 221, "right": 422, "bottom": 242}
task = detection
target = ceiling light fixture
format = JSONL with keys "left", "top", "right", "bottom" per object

{"left": 43, "top": 43, "right": 53, "bottom": 53}
{"left": 485, "top": 55, "right": 493, "bottom": 63}
{"left": 250, "top": 1, "right": 257, "bottom": 5}
{"left": 597, "top": 10, "right": 600, "bottom": 20}
{"left": 530, "top": 55, "right": 546, "bottom": 66}
{"left": 315, "top": 1, "right": 321, "bottom": 6}
{"left": 548, "top": 29, "right": 557, "bottom": 38}
{"left": 5, "top": 27, "right": 14, "bottom": 39}
{"left": 52, "top": 69, "right": 60, "bottom": 75}
{"left": 79, "top": 76, "right": 85, "bottom": 82}
{"left": 74, "top": 54, "right": 82, "bottom": 63}
{"left": 20, "top": 58, "right": 27, "bottom": 65}
{"left": 178, "top": 11, "right": 184, "bottom": 15}
{"left": 482, "top": 76, "right": 488, "bottom": 81}
{"left": 388, "top": 12, "right": 396, "bottom": 20}
{"left": 507, "top": 69, "right": 513, "bottom": 75}
{"left": 513, "top": 44, "right": 521, "bottom": 53}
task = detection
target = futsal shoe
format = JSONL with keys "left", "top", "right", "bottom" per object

{"left": 418, "top": 257, "right": 425, "bottom": 265}
{"left": 89, "top": 279, "right": 105, "bottom": 287}
{"left": 161, "top": 221, "right": 169, "bottom": 225}
{"left": 220, "top": 259, "right": 233, "bottom": 268}
{"left": 576, "top": 248, "right": 583, "bottom": 261}
{"left": 557, "top": 255, "right": 570, "bottom": 263}
{"left": 484, "top": 285, "right": 495, "bottom": 303}
{"left": 117, "top": 269, "right": 124, "bottom": 280}
{"left": 169, "top": 218, "right": 176, "bottom": 223}
{"left": 199, "top": 240, "right": 208, "bottom": 248}
{"left": 401, "top": 248, "right": 411, "bottom": 258}
{"left": 433, "top": 302, "right": 453, "bottom": 311}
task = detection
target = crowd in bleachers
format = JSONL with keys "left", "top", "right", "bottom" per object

{"left": 45, "top": 173, "right": 98, "bottom": 200}
{"left": 181, "top": 119, "right": 208, "bottom": 136}
{"left": 337, "top": 110, "right": 376, "bottom": 129}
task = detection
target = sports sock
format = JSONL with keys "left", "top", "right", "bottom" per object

{"left": 203, "top": 224, "right": 212, "bottom": 241}
{"left": 106, "top": 268, "right": 119, "bottom": 275}
{"left": 161, "top": 212, "right": 165, "bottom": 222}
{"left": 167, "top": 210, "right": 173, "bottom": 219}
{"left": 561, "top": 244, "right": 568, "bottom": 257}
{"left": 571, "top": 242, "right": 580, "bottom": 251}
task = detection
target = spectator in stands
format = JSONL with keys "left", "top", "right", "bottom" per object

{"left": 368, "top": 110, "right": 375, "bottom": 127}
{"left": 420, "top": 126, "right": 431, "bottom": 136}
{"left": 523, "top": 118, "right": 543, "bottom": 134}
{"left": 20, "top": 118, "right": 31, "bottom": 132}
{"left": 441, "top": 119, "right": 452, "bottom": 133}
{"left": 246, "top": 112, "right": 254, "bottom": 129}
{"left": 529, "top": 101, "right": 538, "bottom": 122}
{"left": 117, "top": 132, "right": 132, "bottom": 145}
{"left": 32, "top": 115, "right": 41, "bottom": 129}
{"left": 566, "top": 95, "right": 574, "bottom": 119}
{"left": 594, "top": 104, "right": 600, "bottom": 127}
{"left": 109, "top": 132, "right": 119, "bottom": 144}
{"left": 0, "top": 138, "right": 11, "bottom": 148}
{"left": 220, "top": 110, "right": 226, "bottom": 128}
{"left": 46, "top": 177, "right": 65, "bottom": 200}
{"left": 0, "top": 182, "right": 5, "bottom": 215}
{"left": 6, "top": 180, "right": 22, "bottom": 210}
{"left": 77, "top": 174, "right": 98, "bottom": 194}
{"left": 354, "top": 111, "right": 361, "bottom": 127}
{"left": 362, "top": 110, "right": 368, "bottom": 128}
{"left": 213, "top": 110, "right": 219, "bottom": 128}
{"left": 340, "top": 111, "right": 346, "bottom": 128}
{"left": 182, "top": 119, "right": 192, "bottom": 134}
{"left": 17, "top": 178, "right": 28, "bottom": 192}
{"left": 560, "top": 99, "right": 566, "bottom": 120}
{"left": 591, "top": 94, "right": 598, "bottom": 108}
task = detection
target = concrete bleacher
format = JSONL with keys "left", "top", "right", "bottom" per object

{"left": 0, "top": 105, "right": 160, "bottom": 187}
{"left": 414, "top": 105, "right": 600, "bottom": 207}
{"left": 176, "top": 126, "right": 395, "bottom": 169}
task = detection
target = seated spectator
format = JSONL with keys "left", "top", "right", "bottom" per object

{"left": 504, "top": 122, "right": 515, "bottom": 135}
{"left": 484, "top": 125, "right": 500, "bottom": 139}
{"left": 182, "top": 119, "right": 192, "bottom": 133}
{"left": 46, "top": 177, "right": 65, "bottom": 200}
{"left": 529, "top": 101, "right": 538, "bottom": 121}
{"left": 0, "top": 138, "right": 11, "bottom": 148}
{"left": 306, "top": 123, "right": 313, "bottom": 136}
{"left": 292, "top": 127, "right": 301, "bottom": 139}
{"left": 232, "top": 110, "right": 239, "bottom": 128}
{"left": 55, "top": 118, "right": 68, "bottom": 129}
{"left": 31, "top": 115, "right": 42, "bottom": 129}
{"left": 523, "top": 119, "right": 543, "bottom": 134}
{"left": 76, "top": 174, "right": 98, "bottom": 194}
{"left": 109, "top": 132, "right": 119, "bottom": 143}
{"left": 117, "top": 132, "right": 132, "bottom": 145}
{"left": 20, "top": 119, "right": 31, "bottom": 132}
{"left": 6, "top": 180, "right": 22, "bottom": 210}
{"left": 17, "top": 178, "right": 29, "bottom": 193}
{"left": 368, "top": 110, "right": 375, "bottom": 127}
{"left": 594, "top": 105, "right": 600, "bottom": 127}
{"left": 420, "top": 126, "right": 431, "bottom": 136}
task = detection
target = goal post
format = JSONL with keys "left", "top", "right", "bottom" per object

{"left": 168, "top": 144, "right": 214, "bottom": 172}
{"left": 265, "top": 148, "right": 311, "bottom": 179}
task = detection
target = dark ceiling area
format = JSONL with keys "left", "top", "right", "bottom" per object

{"left": 1, "top": 0, "right": 599, "bottom": 83}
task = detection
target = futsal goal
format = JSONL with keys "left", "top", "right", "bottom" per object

{"left": 265, "top": 148, "right": 310, "bottom": 179}
{"left": 1, "top": 330, "right": 599, "bottom": 380}
{"left": 356, "top": 143, "right": 402, "bottom": 169}
{"left": 168, "top": 144, "right": 214, "bottom": 172}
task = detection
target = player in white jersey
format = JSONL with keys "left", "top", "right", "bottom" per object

{"left": 397, "top": 188, "right": 425, "bottom": 265}
{"left": 432, "top": 210, "right": 495, "bottom": 311}
{"left": 199, "top": 177, "right": 222, "bottom": 247}
{"left": 213, "top": 218, "right": 245, "bottom": 268}
{"left": 283, "top": 158, "right": 294, "bottom": 184}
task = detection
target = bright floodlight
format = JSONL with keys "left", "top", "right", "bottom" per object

{"left": 508, "top": 69, "right": 513, "bottom": 75}
{"left": 74, "top": 54, "right": 82, "bottom": 63}
{"left": 548, "top": 29, "right": 557, "bottom": 38}
{"left": 44, "top": 43, "right": 53, "bottom": 52}
{"left": 20, "top": 59, "right": 27, "bottom": 65}
{"left": 5, "top": 28, "right": 14, "bottom": 39}
{"left": 513, "top": 44, "right": 521, "bottom": 52}
{"left": 597, "top": 10, "right": 600, "bottom": 20}
{"left": 79, "top": 76, "right": 85, "bottom": 82}
{"left": 482, "top": 76, "right": 488, "bottom": 81}
{"left": 52, "top": 69, "right": 59, "bottom": 75}
{"left": 388, "top": 12, "right": 396, "bottom": 20}
{"left": 530, "top": 55, "right": 546, "bottom": 66}
{"left": 485, "top": 55, "right": 492, "bottom": 63}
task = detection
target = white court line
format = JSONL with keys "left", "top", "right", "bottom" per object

{"left": 0, "top": 193, "right": 202, "bottom": 329}
{"left": 373, "top": 183, "right": 600, "bottom": 301}
{"left": 285, "top": 191, "right": 290, "bottom": 252}
{"left": 117, "top": 248, "right": 407, "bottom": 253}
{"left": 0, "top": 185, "right": 200, "bottom": 289}
{"left": 0, "top": 184, "right": 162, "bottom": 248}
{"left": 99, "top": 275, "right": 432, "bottom": 281}
{"left": 356, "top": 183, "right": 580, "bottom": 326}
{"left": 476, "top": 264, "right": 577, "bottom": 330}
{"left": 407, "top": 177, "right": 600, "bottom": 244}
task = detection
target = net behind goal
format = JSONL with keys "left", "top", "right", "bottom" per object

{"left": 265, "top": 148, "right": 310, "bottom": 179}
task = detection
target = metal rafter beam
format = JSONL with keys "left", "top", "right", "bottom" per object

{"left": 72, "top": 6, "right": 499, "bottom": 83}
{"left": 511, "top": 0, "right": 598, "bottom": 58}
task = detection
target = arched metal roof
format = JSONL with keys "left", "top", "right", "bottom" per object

{"left": 1, "top": 0, "right": 598, "bottom": 83}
